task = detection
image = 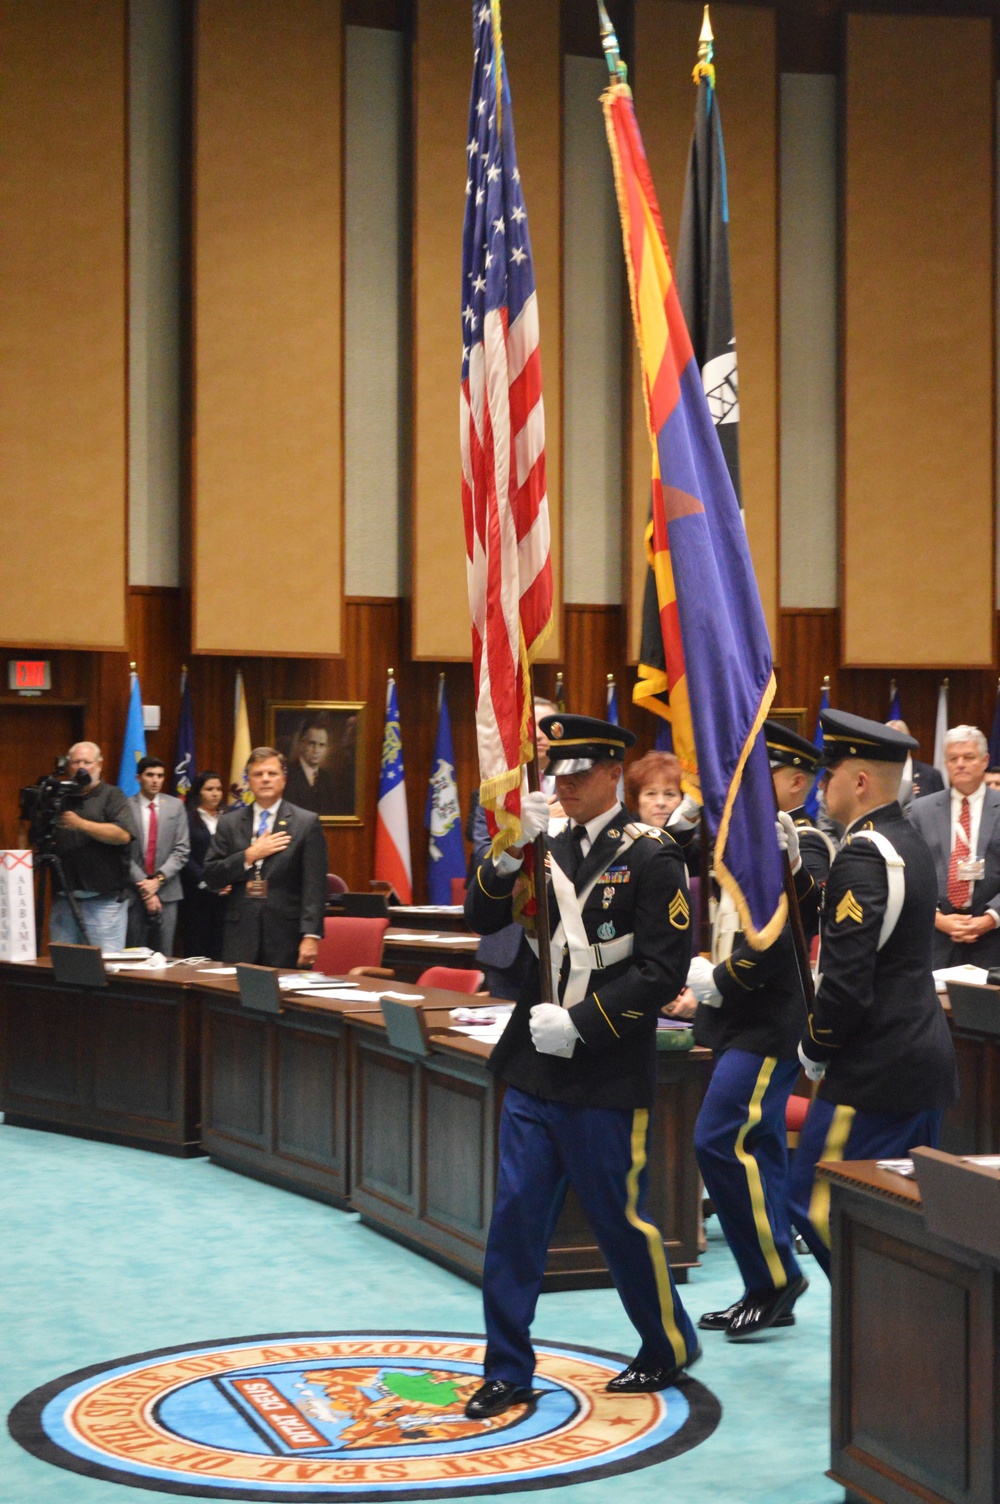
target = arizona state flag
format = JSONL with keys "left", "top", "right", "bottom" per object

{"left": 603, "top": 72, "right": 784, "bottom": 948}
{"left": 633, "top": 32, "right": 739, "bottom": 768}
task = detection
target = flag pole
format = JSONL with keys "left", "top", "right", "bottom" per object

{"left": 525, "top": 668, "right": 555, "bottom": 1006}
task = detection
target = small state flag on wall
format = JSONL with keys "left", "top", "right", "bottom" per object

{"left": 425, "top": 675, "right": 465, "bottom": 905}
{"left": 229, "top": 671, "right": 253, "bottom": 807}
{"left": 375, "top": 672, "right": 412, "bottom": 905}
{"left": 117, "top": 669, "right": 147, "bottom": 797}
{"left": 172, "top": 668, "right": 197, "bottom": 800}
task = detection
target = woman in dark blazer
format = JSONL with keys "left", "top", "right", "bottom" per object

{"left": 181, "top": 771, "right": 228, "bottom": 959}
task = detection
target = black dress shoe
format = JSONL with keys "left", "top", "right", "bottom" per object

{"left": 699, "top": 1298, "right": 795, "bottom": 1333}
{"left": 726, "top": 1275, "right": 809, "bottom": 1342}
{"left": 605, "top": 1345, "right": 701, "bottom": 1393}
{"left": 463, "top": 1379, "right": 534, "bottom": 1419}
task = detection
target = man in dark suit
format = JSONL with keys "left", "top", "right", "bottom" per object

{"left": 908, "top": 723, "right": 1000, "bottom": 970}
{"left": 886, "top": 719, "right": 944, "bottom": 807}
{"left": 462, "top": 714, "right": 698, "bottom": 1420}
{"left": 205, "top": 747, "right": 327, "bottom": 969}
{"left": 791, "top": 711, "right": 958, "bottom": 1278}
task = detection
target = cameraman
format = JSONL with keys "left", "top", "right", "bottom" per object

{"left": 49, "top": 742, "right": 138, "bottom": 950}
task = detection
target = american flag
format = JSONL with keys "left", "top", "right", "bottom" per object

{"left": 460, "top": 0, "right": 552, "bottom": 853}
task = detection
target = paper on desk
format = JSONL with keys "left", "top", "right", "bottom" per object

{"left": 381, "top": 991, "right": 425, "bottom": 1002}
{"left": 448, "top": 1003, "right": 514, "bottom": 1043}
{"left": 388, "top": 931, "right": 476, "bottom": 945}
{"left": 933, "top": 963, "right": 990, "bottom": 994}
{"left": 101, "top": 948, "right": 153, "bottom": 962}
{"left": 108, "top": 953, "right": 174, "bottom": 971}
{"left": 280, "top": 974, "right": 354, "bottom": 991}
{"left": 876, "top": 1159, "right": 915, "bottom": 1177}
{"left": 395, "top": 905, "right": 464, "bottom": 914}
{"left": 197, "top": 966, "right": 237, "bottom": 976}
{"left": 305, "top": 988, "right": 385, "bottom": 1002}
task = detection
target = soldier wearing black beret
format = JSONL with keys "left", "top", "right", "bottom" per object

{"left": 463, "top": 714, "right": 698, "bottom": 1418}
{"left": 789, "top": 710, "right": 959, "bottom": 1277}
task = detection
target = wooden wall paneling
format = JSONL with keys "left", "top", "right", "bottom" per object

{"left": 193, "top": 0, "right": 344, "bottom": 657}
{"left": 411, "top": 0, "right": 562, "bottom": 660}
{"left": 0, "top": 0, "right": 127, "bottom": 650}
{"left": 627, "top": 1, "right": 778, "bottom": 660}
{"left": 842, "top": 14, "right": 994, "bottom": 668}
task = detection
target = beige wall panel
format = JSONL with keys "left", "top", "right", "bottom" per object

{"left": 628, "top": 1, "right": 777, "bottom": 660}
{"left": 0, "top": 0, "right": 127, "bottom": 649}
{"left": 844, "top": 15, "right": 993, "bottom": 668}
{"left": 194, "top": 0, "right": 343, "bottom": 656}
{"left": 412, "top": 0, "right": 561, "bottom": 660}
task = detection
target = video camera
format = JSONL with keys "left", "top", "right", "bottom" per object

{"left": 20, "top": 759, "right": 90, "bottom": 848}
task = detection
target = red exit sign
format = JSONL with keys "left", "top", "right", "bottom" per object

{"left": 8, "top": 660, "right": 51, "bottom": 691}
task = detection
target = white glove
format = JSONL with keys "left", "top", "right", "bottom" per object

{"left": 776, "top": 811, "right": 801, "bottom": 875}
{"left": 529, "top": 1002, "right": 579, "bottom": 1058}
{"left": 686, "top": 955, "right": 722, "bottom": 1007}
{"left": 519, "top": 790, "right": 552, "bottom": 844}
{"left": 797, "top": 1040, "right": 826, "bottom": 1081}
{"left": 666, "top": 793, "right": 701, "bottom": 832}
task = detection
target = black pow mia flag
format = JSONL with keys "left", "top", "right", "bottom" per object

{"left": 675, "top": 69, "right": 740, "bottom": 502}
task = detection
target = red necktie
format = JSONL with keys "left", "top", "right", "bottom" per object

{"left": 947, "top": 796, "right": 971, "bottom": 910}
{"left": 145, "top": 800, "right": 159, "bottom": 877}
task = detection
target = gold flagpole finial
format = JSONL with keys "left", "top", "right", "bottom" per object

{"left": 693, "top": 4, "right": 715, "bottom": 87}
{"left": 597, "top": 1, "right": 628, "bottom": 86}
{"left": 607, "top": 673, "right": 615, "bottom": 685}
{"left": 129, "top": 661, "right": 137, "bottom": 673}
{"left": 889, "top": 678, "right": 897, "bottom": 696}
{"left": 822, "top": 674, "right": 830, "bottom": 690}
{"left": 388, "top": 667, "right": 395, "bottom": 680}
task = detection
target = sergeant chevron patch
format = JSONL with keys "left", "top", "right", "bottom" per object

{"left": 8, "top": 1332, "right": 721, "bottom": 1499}
{"left": 835, "top": 890, "right": 864, "bottom": 925}
{"left": 669, "top": 891, "right": 690, "bottom": 929}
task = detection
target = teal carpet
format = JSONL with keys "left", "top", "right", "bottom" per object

{"left": 1, "top": 1121, "right": 843, "bottom": 1503}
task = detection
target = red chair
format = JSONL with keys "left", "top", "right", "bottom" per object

{"left": 326, "top": 873, "right": 348, "bottom": 898}
{"left": 785, "top": 1092, "right": 810, "bottom": 1149}
{"left": 450, "top": 876, "right": 468, "bottom": 905}
{"left": 417, "top": 966, "right": 485, "bottom": 995}
{"left": 315, "top": 916, "right": 390, "bottom": 977}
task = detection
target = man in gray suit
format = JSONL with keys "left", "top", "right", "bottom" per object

{"left": 128, "top": 756, "right": 190, "bottom": 954}
{"left": 908, "top": 724, "right": 1000, "bottom": 970}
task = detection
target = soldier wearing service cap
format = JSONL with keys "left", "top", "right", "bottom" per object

{"left": 668, "top": 720, "right": 830, "bottom": 1341}
{"left": 790, "top": 709, "right": 958, "bottom": 1277}
{"left": 463, "top": 713, "right": 699, "bottom": 1419}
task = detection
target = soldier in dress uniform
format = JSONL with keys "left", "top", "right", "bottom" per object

{"left": 462, "top": 714, "right": 699, "bottom": 1419}
{"left": 668, "top": 722, "right": 832, "bottom": 1340}
{"left": 790, "top": 709, "right": 959, "bottom": 1278}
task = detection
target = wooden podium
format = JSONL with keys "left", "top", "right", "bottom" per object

{"left": 822, "top": 1152, "right": 1000, "bottom": 1504}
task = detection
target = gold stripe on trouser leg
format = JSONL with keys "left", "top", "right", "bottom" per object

{"left": 807, "top": 1105, "right": 856, "bottom": 1248}
{"left": 733, "top": 1056, "right": 786, "bottom": 1289}
{"left": 625, "top": 1108, "right": 687, "bottom": 1367}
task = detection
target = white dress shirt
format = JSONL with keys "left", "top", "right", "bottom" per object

{"left": 197, "top": 808, "right": 219, "bottom": 836}
{"left": 138, "top": 795, "right": 160, "bottom": 851}
{"left": 950, "top": 782, "right": 986, "bottom": 857}
{"left": 569, "top": 801, "right": 623, "bottom": 858}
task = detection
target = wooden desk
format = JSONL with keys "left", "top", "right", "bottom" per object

{"left": 382, "top": 928, "right": 481, "bottom": 982}
{"left": 388, "top": 905, "right": 469, "bottom": 934}
{"left": 0, "top": 957, "right": 202, "bottom": 1155}
{"left": 195, "top": 974, "right": 391, "bottom": 1208}
{"left": 942, "top": 982, "right": 1000, "bottom": 1155}
{"left": 821, "top": 1159, "right": 998, "bottom": 1504}
{"left": 347, "top": 1007, "right": 711, "bottom": 1290}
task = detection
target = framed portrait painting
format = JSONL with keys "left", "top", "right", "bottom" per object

{"left": 266, "top": 701, "right": 366, "bottom": 826}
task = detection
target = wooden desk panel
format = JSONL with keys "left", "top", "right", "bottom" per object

{"left": 0, "top": 960, "right": 200, "bottom": 1154}
{"left": 821, "top": 1161, "right": 997, "bottom": 1504}
{"left": 348, "top": 1011, "right": 710, "bottom": 1290}
{"left": 197, "top": 982, "right": 362, "bottom": 1207}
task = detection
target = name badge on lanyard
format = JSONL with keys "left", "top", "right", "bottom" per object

{"left": 958, "top": 858, "right": 984, "bottom": 883}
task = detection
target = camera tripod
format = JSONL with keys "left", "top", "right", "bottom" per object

{"left": 33, "top": 845, "right": 92, "bottom": 947}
